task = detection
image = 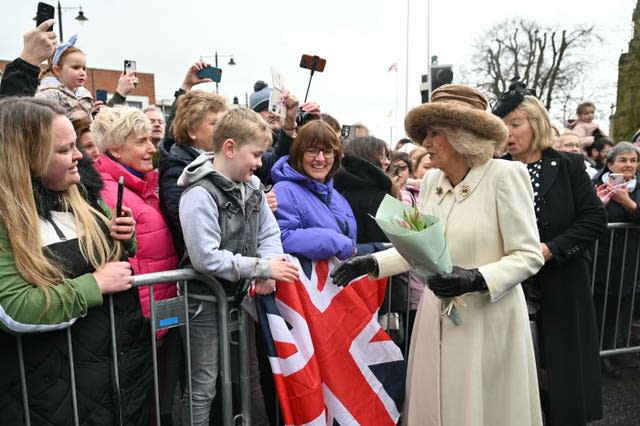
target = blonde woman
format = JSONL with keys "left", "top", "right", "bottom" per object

{"left": 158, "top": 87, "right": 227, "bottom": 258}
{"left": 0, "top": 97, "right": 152, "bottom": 425}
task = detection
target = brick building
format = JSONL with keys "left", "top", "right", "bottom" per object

{"left": 0, "top": 60, "right": 156, "bottom": 108}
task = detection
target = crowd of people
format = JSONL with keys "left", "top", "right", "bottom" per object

{"left": 1, "top": 19, "right": 640, "bottom": 426}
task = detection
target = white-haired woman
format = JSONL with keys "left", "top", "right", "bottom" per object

{"left": 92, "top": 106, "right": 179, "bottom": 329}
{"left": 493, "top": 82, "right": 606, "bottom": 425}
{"left": 332, "top": 84, "right": 544, "bottom": 426}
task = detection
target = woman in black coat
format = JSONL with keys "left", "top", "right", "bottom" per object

{"left": 494, "top": 85, "right": 607, "bottom": 426}
{"left": 592, "top": 142, "right": 640, "bottom": 358}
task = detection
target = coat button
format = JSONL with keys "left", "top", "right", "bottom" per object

{"left": 551, "top": 161, "right": 557, "bottom": 166}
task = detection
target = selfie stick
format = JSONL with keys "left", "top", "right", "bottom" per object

{"left": 303, "top": 56, "right": 321, "bottom": 102}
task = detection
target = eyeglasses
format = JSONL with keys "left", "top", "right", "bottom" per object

{"left": 305, "top": 147, "right": 335, "bottom": 158}
{"left": 562, "top": 142, "right": 582, "bottom": 148}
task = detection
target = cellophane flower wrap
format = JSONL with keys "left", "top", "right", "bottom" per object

{"left": 373, "top": 194, "right": 463, "bottom": 326}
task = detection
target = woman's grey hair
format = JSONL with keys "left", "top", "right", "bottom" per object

{"left": 606, "top": 141, "right": 640, "bottom": 163}
{"left": 437, "top": 126, "right": 496, "bottom": 167}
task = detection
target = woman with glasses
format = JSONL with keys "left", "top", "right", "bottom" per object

{"left": 493, "top": 83, "right": 607, "bottom": 425}
{"left": 270, "top": 120, "right": 356, "bottom": 261}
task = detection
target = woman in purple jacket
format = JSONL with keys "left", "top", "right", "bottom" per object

{"left": 271, "top": 120, "right": 357, "bottom": 260}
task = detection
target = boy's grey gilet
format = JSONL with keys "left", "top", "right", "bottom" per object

{"left": 182, "top": 174, "right": 264, "bottom": 296}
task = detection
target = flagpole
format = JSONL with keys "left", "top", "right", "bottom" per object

{"left": 404, "top": 0, "right": 410, "bottom": 118}
{"left": 395, "top": 65, "right": 399, "bottom": 142}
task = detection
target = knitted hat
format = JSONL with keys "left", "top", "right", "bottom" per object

{"left": 249, "top": 80, "right": 272, "bottom": 113}
{"left": 404, "top": 84, "right": 508, "bottom": 145}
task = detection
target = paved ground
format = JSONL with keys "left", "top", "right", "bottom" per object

{"left": 593, "top": 352, "right": 640, "bottom": 425}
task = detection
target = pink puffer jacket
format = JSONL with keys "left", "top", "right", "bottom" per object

{"left": 95, "top": 156, "right": 179, "bottom": 339}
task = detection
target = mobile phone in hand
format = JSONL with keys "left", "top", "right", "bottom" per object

{"left": 36, "top": 2, "right": 55, "bottom": 30}
{"left": 115, "top": 176, "right": 124, "bottom": 217}
{"left": 197, "top": 66, "right": 222, "bottom": 83}
{"left": 609, "top": 173, "right": 624, "bottom": 187}
{"left": 96, "top": 89, "right": 108, "bottom": 103}
{"left": 124, "top": 60, "right": 136, "bottom": 75}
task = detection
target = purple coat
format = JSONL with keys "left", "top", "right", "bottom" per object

{"left": 271, "top": 156, "right": 357, "bottom": 260}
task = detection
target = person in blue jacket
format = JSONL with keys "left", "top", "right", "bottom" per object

{"left": 271, "top": 120, "right": 357, "bottom": 261}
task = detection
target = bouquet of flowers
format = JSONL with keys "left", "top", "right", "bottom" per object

{"left": 373, "top": 195, "right": 463, "bottom": 325}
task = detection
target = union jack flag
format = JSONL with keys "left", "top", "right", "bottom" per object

{"left": 255, "top": 256, "right": 405, "bottom": 425}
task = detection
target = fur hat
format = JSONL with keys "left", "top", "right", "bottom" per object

{"left": 404, "top": 84, "right": 508, "bottom": 145}
{"left": 249, "top": 80, "right": 272, "bottom": 113}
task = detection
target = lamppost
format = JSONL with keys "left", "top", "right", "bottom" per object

{"left": 35, "top": 1, "right": 88, "bottom": 42}
{"left": 200, "top": 51, "right": 236, "bottom": 93}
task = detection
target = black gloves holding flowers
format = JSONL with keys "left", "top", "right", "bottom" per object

{"left": 330, "top": 255, "right": 378, "bottom": 287}
{"left": 331, "top": 256, "right": 488, "bottom": 299}
{"left": 427, "top": 266, "right": 487, "bottom": 298}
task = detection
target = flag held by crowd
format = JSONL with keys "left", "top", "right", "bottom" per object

{"left": 255, "top": 256, "right": 405, "bottom": 425}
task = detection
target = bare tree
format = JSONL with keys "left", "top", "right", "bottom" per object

{"left": 469, "top": 19, "right": 601, "bottom": 114}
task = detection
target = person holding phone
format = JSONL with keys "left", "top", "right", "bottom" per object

{"left": 0, "top": 97, "right": 152, "bottom": 425}
{"left": 592, "top": 142, "right": 640, "bottom": 372}
{"left": 493, "top": 82, "right": 607, "bottom": 425}
{"left": 0, "top": 20, "right": 57, "bottom": 99}
{"left": 158, "top": 61, "right": 229, "bottom": 259}
{"left": 91, "top": 105, "right": 179, "bottom": 331}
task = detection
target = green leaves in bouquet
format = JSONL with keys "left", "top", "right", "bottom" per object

{"left": 391, "top": 205, "right": 429, "bottom": 231}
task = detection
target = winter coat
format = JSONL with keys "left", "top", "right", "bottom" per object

{"left": 504, "top": 148, "right": 606, "bottom": 425}
{"left": 0, "top": 57, "right": 40, "bottom": 98}
{"left": 0, "top": 162, "right": 152, "bottom": 425}
{"left": 95, "top": 155, "right": 178, "bottom": 336}
{"left": 334, "top": 155, "right": 392, "bottom": 244}
{"left": 374, "top": 159, "right": 544, "bottom": 426}
{"left": 270, "top": 155, "right": 356, "bottom": 261}
{"left": 158, "top": 135, "right": 201, "bottom": 259}
{"left": 35, "top": 76, "right": 93, "bottom": 122}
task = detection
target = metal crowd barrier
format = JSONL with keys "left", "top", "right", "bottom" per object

{"left": 11, "top": 223, "right": 640, "bottom": 425}
{"left": 12, "top": 269, "right": 251, "bottom": 426}
{"left": 379, "top": 223, "right": 640, "bottom": 358}
{"left": 591, "top": 223, "right": 640, "bottom": 357}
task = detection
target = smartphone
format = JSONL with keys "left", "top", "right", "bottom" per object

{"left": 299, "top": 54, "right": 326, "bottom": 72}
{"left": 124, "top": 60, "right": 136, "bottom": 75}
{"left": 36, "top": 2, "right": 55, "bottom": 30}
{"left": 341, "top": 124, "right": 358, "bottom": 140}
{"left": 96, "top": 89, "right": 108, "bottom": 103}
{"left": 197, "top": 66, "right": 222, "bottom": 83}
{"left": 609, "top": 173, "right": 624, "bottom": 187}
{"left": 115, "top": 176, "right": 124, "bottom": 217}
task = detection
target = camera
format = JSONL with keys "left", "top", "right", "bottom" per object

{"left": 295, "top": 109, "right": 315, "bottom": 127}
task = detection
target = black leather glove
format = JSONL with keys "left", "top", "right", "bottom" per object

{"left": 428, "top": 266, "right": 487, "bottom": 298}
{"left": 330, "top": 255, "right": 378, "bottom": 287}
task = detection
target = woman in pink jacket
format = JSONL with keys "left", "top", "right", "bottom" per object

{"left": 90, "top": 105, "right": 179, "bottom": 335}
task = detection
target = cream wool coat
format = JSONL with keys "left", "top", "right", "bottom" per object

{"left": 374, "top": 158, "right": 544, "bottom": 426}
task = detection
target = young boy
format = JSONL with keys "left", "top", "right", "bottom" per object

{"left": 177, "top": 107, "right": 299, "bottom": 426}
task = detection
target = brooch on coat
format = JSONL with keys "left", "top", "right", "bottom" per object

{"left": 459, "top": 185, "right": 470, "bottom": 197}
{"left": 436, "top": 187, "right": 443, "bottom": 196}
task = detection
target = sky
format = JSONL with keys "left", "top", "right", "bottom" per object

{"left": 1, "top": 0, "right": 637, "bottom": 141}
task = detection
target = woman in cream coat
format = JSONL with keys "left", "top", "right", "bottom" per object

{"left": 332, "top": 84, "right": 544, "bottom": 426}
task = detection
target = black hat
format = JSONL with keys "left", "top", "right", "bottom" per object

{"left": 491, "top": 81, "right": 536, "bottom": 118}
